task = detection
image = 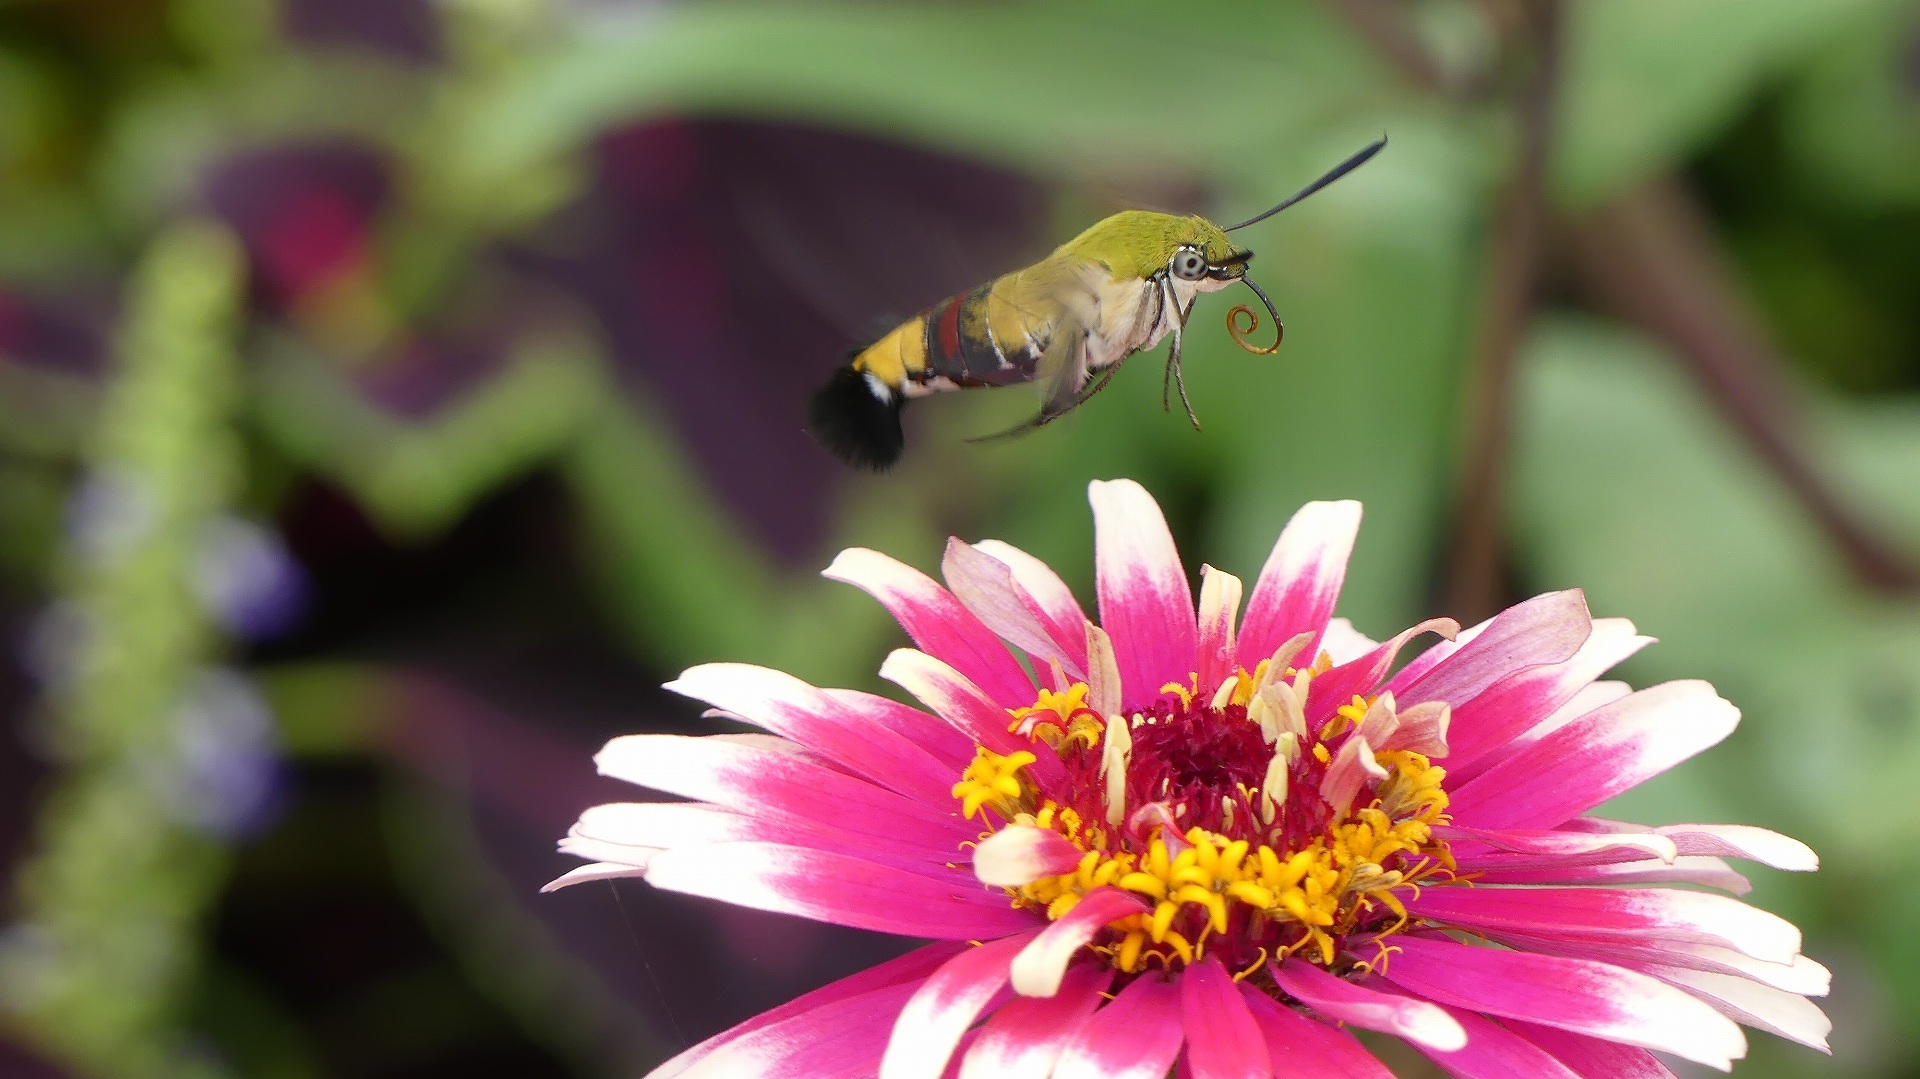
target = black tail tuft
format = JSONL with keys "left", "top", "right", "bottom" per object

{"left": 808, "top": 366, "right": 905, "bottom": 470}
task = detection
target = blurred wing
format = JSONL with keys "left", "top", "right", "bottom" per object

{"left": 964, "top": 314, "right": 1095, "bottom": 443}
{"left": 720, "top": 123, "right": 1047, "bottom": 340}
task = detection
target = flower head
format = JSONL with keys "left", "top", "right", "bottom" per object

{"left": 554, "top": 480, "right": 1827, "bottom": 1077}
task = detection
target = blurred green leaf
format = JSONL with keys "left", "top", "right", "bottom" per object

{"left": 255, "top": 333, "right": 604, "bottom": 539}
{"left": 1555, "top": 0, "right": 1882, "bottom": 209}
{"left": 1511, "top": 314, "right": 1920, "bottom": 886}
{"left": 1782, "top": 4, "right": 1920, "bottom": 211}
{"left": 439, "top": 0, "right": 1401, "bottom": 199}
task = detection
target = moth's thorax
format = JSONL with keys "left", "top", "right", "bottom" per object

{"left": 1057, "top": 210, "right": 1241, "bottom": 280}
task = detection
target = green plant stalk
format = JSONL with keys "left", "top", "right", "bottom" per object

{"left": 1, "top": 223, "right": 245, "bottom": 1079}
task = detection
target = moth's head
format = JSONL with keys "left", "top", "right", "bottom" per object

{"left": 1166, "top": 216, "right": 1251, "bottom": 285}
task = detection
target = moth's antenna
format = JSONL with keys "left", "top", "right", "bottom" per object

{"left": 1222, "top": 136, "right": 1387, "bottom": 232}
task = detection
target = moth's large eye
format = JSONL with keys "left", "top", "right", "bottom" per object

{"left": 1172, "top": 249, "right": 1208, "bottom": 281}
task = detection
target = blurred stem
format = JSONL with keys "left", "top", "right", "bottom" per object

{"left": 1564, "top": 179, "right": 1920, "bottom": 593}
{"left": 1331, "top": 0, "right": 1920, "bottom": 603}
{"left": 1444, "top": 0, "right": 1563, "bottom": 623}
{"left": 1320, "top": 0, "right": 1455, "bottom": 96}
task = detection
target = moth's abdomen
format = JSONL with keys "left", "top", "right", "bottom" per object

{"left": 813, "top": 268, "right": 1057, "bottom": 467}
{"left": 920, "top": 282, "right": 1045, "bottom": 390}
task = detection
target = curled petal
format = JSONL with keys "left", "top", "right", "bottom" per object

{"left": 540, "top": 861, "right": 649, "bottom": 892}
{"left": 973, "top": 825, "right": 1087, "bottom": 887}
{"left": 1304, "top": 618, "right": 1461, "bottom": 725}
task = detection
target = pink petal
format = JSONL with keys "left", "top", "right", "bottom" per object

{"left": 642, "top": 841, "right": 1043, "bottom": 940}
{"left": 1506, "top": 1021, "right": 1680, "bottom": 1079}
{"left": 1194, "top": 566, "right": 1245, "bottom": 696}
{"left": 825, "top": 547, "right": 1035, "bottom": 708}
{"left": 1054, "top": 973, "right": 1185, "bottom": 1079}
{"left": 1466, "top": 854, "right": 1752, "bottom": 894}
{"left": 568, "top": 801, "right": 955, "bottom": 874}
{"left": 1445, "top": 680, "right": 1740, "bottom": 831}
{"left": 649, "top": 942, "right": 969, "bottom": 1078}
{"left": 1488, "top": 932, "right": 1830, "bottom": 996}
{"left": 1501, "top": 679, "right": 1634, "bottom": 759}
{"left": 670, "top": 981, "right": 919, "bottom": 1078}
{"left": 595, "top": 734, "right": 969, "bottom": 852}
{"left": 1383, "top": 934, "right": 1747, "bottom": 1068}
{"left": 1442, "top": 618, "right": 1654, "bottom": 778}
{"left": 1394, "top": 590, "right": 1592, "bottom": 709}
{"left": 825, "top": 687, "right": 978, "bottom": 769}
{"left": 1268, "top": 958, "right": 1465, "bottom": 1050}
{"left": 960, "top": 963, "right": 1112, "bottom": 1079}
{"left": 1436, "top": 825, "right": 1678, "bottom": 864}
{"left": 1089, "top": 479, "right": 1197, "bottom": 708}
{"left": 972, "top": 825, "right": 1087, "bottom": 887}
{"left": 1237, "top": 500, "right": 1362, "bottom": 671}
{"left": 668, "top": 663, "right": 956, "bottom": 804}
{"left": 1180, "top": 957, "right": 1271, "bottom": 1079}
{"left": 1577, "top": 819, "right": 1818, "bottom": 872}
{"left": 879, "top": 649, "right": 1066, "bottom": 789}
{"left": 1412, "top": 1005, "right": 1585, "bottom": 1079}
{"left": 1239, "top": 987, "right": 1394, "bottom": 1077}
{"left": 1404, "top": 886, "right": 1802, "bottom": 965}
{"left": 1011, "top": 886, "right": 1150, "bottom": 996}
{"left": 882, "top": 933, "right": 1037, "bottom": 1079}
{"left": 947, "top": 538, "right": 1089, "bottom": 678}
{"left": 1638, "top": 966, "right": 1830, "bottom": 1051}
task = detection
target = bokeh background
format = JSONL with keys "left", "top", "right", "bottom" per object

{"left": 1, "top": 1, "right": 1917, "bottom": 1076}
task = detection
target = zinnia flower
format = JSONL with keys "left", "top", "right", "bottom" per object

{"left": 552, "top": 480, "right": 1827, "bottom": 1077}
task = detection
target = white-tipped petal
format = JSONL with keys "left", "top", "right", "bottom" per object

{"left": 1010, "top": 888, "right": 1148, "bottom": 997}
